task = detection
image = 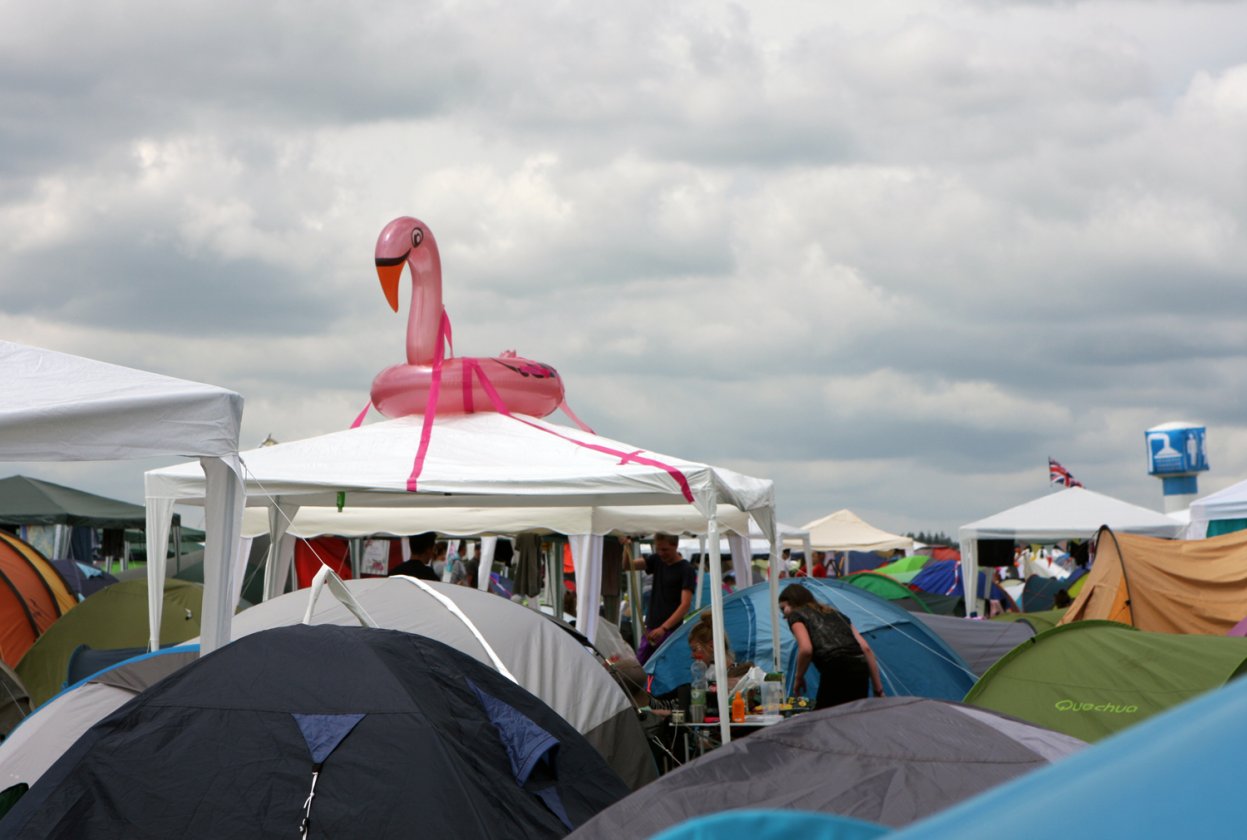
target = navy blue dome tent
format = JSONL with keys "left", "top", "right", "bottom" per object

{"left": 910, "top": 560, "right": 1017, "bottom": 611}
{"left": 0, "top": 624, "right": 629, "bottom": 839}
{"left": 645, "top": 579, "right": 975, "bottom": 701}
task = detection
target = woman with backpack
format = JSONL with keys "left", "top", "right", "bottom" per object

{"left": 778, "top": 584, "right": 885, "bottom": 709}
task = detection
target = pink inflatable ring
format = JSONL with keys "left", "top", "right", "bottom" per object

{"left": 370, "top": 216, "right": 565, "bottom": 419}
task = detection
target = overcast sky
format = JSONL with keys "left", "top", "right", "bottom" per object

{"left": 4, "top": 0, "right": 1247, "bottom": 537}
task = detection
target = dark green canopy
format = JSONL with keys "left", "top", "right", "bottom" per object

{"left": 0, "top": 475, "right": 178, "bottom": 529}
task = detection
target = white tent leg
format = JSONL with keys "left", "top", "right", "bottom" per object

{"left": 960, "top": 531, "right": 979, "bottom": 617}
{"left": 769, "top": 529, "right": 783, "bottom": 674}
{"left": 144, "top": 496, "right": 175, "bottom": 654}
{"left": 694, "top": 535, "right": 706, "bottom": 609}
{"left": 477, "top": 537, "right": 497, "bottom": 592}
{"left": 263, "top": 502, "right": 299, "bottom": 601}
{"left": 706, "top": 515, "right": 731, "bottom": 744}
{"left": 728, "top": 533, "right": 749, "bottom": 589}
{"left": 569, "top": 534, "right": 602, "bottom": 642}
{"left": 198, "top": 454, "right": 245, "bottom": 655}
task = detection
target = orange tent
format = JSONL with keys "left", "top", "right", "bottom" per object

{"left": 1060, "top": 526, "right": 1247, "bottom": 634}
{"left": 0, "top": 531, "right": 77, "bottom": 667}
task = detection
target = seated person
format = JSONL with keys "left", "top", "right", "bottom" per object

{"left": 650, "top": 614, "right": 752, "bottom": 713}
{"left": 688, "top": 614, "right": 750, "bottom": 676}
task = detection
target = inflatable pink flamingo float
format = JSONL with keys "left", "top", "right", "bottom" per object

{"left": 370, "top": 216, "right": 566, "bottom": 419}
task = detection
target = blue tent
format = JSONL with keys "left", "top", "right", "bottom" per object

{"left": 910, "top": 560, "right": 1014, "bottom": 607}
{"left": 50, "top": 560, "right": 118, "bottom": 600}
{"left": 693, "top": 580, "right": 736, "bottom": 610}
{"left": 643, "top": 579, "right": 975, "bottom": 701}
{"left": 650, "top": 810, "right": 889, "bottom": 840}
{"left": 1019, "top": 566, "right": 1085, "bottom": 612}
{"left": 843, "top": 550, "right": 889, "bottom": 575}
{"left": 892, "top": 677, "right": 1247, "bottom": 839}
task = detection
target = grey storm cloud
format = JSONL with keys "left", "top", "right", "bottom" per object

{"left": 3, "top": 0, "right": 1247, "bottom": 534}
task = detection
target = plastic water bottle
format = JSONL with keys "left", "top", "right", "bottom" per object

{"left": 689, "top": 661, "right": 707, "bottom": 722}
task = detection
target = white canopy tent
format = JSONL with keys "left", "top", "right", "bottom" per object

{"left": 0, "top": 341, "right": 244, "bottom": 655}
{"left": 234, "top": 501, "right": 757, "bottom": 639}
{"left": 785, "top": 509, "right": 911, "bottom": 574}
{"left": 146, "top": 411, "right": 775, "bottom": 742}
{"left": 958, "top": 487, "right": 1184, "bottom": 616}
{"left": 680, "top": 518, "right": 810, "bottom": 596}
{"left": 1186, "top": 478, "right": 1247, "bottom": 539}
{"left": 237, "top": 502, "right": 754, "bottom": 540}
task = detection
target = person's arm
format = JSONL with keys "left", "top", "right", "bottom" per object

{"left": 646, "top": 588, "right": 692, "bottom": 645}
{"left": 790, "top": 620, "right": 813, "bottom": 695}
{"left": 853, "top": 626, "right": 885, "bottom": 696}
{"left": 621, "top": 536, "right": 646, "bottom": 571}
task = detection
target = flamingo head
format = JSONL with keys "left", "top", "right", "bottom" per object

{"left": 375, "top": 216, "right": 440, "bottom": 312}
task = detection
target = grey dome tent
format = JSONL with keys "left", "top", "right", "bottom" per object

{"left": 567, "top": 697, "right": 1085, "bottom": 838}
{"left": 911, "top": 613, "right": 1035, "bottom": 677}
{"left": 212, "top": 576, "right": 656, "bottom": 789}
{"left": 0, "top": 624, "right": 629, "bottom": 839}
{"left": 0, "top": 647, "right": 198, "bottom": 792}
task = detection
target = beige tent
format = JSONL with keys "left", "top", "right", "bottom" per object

{"left": 788, "top": 509, "right": 913, "bottom": 553}
{"left": 1061, "top": 526, "right": 1247, "bottom": 634}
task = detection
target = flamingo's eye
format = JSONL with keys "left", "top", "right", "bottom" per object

{"left": 412, "top": 228, "right": 424, "bottom": 248}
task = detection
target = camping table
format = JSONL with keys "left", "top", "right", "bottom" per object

{"left": 676, "top": 715, "right": 784, "bottom": 759}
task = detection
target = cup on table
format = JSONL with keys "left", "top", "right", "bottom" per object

{"left": 670, "top": 709, "right": 686, "bottom": 725}
{"left": 762, "top": 681, "right": 784, "bottom": 719}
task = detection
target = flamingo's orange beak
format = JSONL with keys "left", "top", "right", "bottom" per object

{"left": 375, "top": 259, "right": 405, "bottom": 312}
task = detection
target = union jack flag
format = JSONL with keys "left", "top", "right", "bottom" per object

{"left": 1049, "top": 457, "right": 1083, "bottom": 488}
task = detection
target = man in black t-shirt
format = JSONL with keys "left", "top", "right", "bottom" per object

{"left": 628, "top": 533, "right": 696, "bottom": 663}
{"left": 389, "top": 531, "right": 440, "bottom": 581}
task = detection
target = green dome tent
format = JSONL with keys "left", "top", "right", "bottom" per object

{"left": 15, "top": 579, "right": 203, "bottom": 707}
{"left": 869, "top": 555, "right": 932, "bottom": 584}
{"left": 989, "top": 607, "right": 1067, "bottom": 634}
{"left": 845, "top": 571, "right": 934, "bottom": 613}
{"left": 0, "top": 660, "right": 31, "bottom": 740}
{"left": 844, "top": 571, "right": 961, "bottom": 615}
{"left": 964, "top": 620, "right": 1247, "bottom": 742}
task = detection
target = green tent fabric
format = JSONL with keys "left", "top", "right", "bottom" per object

{"left": 965, "top": 620, "right": 1247, "bottom": 742}
{"left": 871, "top": 555, "right": 932, "bottom": 584}
{"left": 990, "top": 608, "right": 1067, "bottom": 634}
{"left": 1207, "top": 518, "right": 1247, "bottom": 537}
{"left": 846, "top": 573, "right": 962, "bottom": 616}
{"left": 0, "top": 475, "right": 178, "bottom": 529}
{"left": 15, "top": 579, "right": 203, "bottom": 707}
{"left": 845, "top": 572, "right": 935, "bottom": 614}
{"left": 0, "top": 659, "right": 31, "bottom": 739}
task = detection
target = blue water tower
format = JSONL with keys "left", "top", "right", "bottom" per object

{"left": 1145, "top": 422, "right": 1208, "bottom": 513}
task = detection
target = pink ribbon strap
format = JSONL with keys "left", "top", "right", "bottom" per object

{"left": 398, "top": 311, "right": 692, "bottom": 503}
{"left": 558, "top": 398, "right": 595, "bottom": 435}
{"left": 406, "top": 310, "right": 452, "bottom": 492}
